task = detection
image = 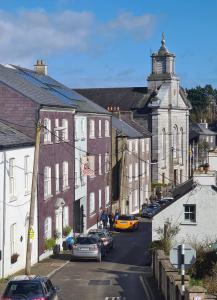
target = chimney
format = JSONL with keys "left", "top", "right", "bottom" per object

{"left": 34, "top": 59, "right": 48, "bottom": 75}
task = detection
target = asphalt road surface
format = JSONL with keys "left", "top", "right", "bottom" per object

{"left": 52, "top": 219, "right": 164, "bottom": 300}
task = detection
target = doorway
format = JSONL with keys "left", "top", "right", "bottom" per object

{"left": 73, "top": 200, "right": 84, "bottom": 234}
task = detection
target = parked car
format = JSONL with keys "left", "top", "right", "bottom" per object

{"left": 113, "top": 215, "right": 139, "bottom": 231}
{"left": 72, "top": 235, "right": 106, "bottom": 262}
{"left": 141, "top": 203, "right": 160, "bottom": 218}
{"left": 158, "top": 197, "right": 173, "bottom": 206}
{"left": 1, "top": 275, "right": 59, "bottom": 300}
{"left": 88, "top": 229, "right": 114, "bottom": 251}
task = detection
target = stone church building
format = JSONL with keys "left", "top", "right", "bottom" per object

{"left": 76, "top": 35, "right": 191, "bottom": 186}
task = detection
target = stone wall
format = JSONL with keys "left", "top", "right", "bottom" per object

{"left": 152, "top": 250, "right": 215, "bottom": 300}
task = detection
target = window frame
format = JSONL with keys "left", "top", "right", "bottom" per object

{"left": 55, "top": 163, "right": 60, "bottom": 193}
{"left": 98, "top": 120, "right": 102, "bottom": 138}
{"left": 184, "top": 204, "right": 196, "bottom": 223}
{"left": 62, "top": 119, "right": 69, "bottom": 141}
{"left": 43, "top": 118, "right": 51, "bottom": 143}
{"left": 44, "top": 166, "right": 51, "bottom": 199}
{"left": 63, "top": 161, "right": 69, "bottom": 190}
{"left": 105, "top": 186, "right": 110, "bottom": 206}
{"left": 24, "top": 155, "right": 31, "bottom": 194}
{"left": 9, "top": 158, "right": 16, "bottom": 198}
{"left": 89, "top": 119, "right": 95, "bottom": 139}
{"left": 105, "top": 120, "right": 110, "bottom": 137}
{"left": 104, "top": 153, "right": 110, "bottom": 173}
{"left": 89, "top": 192, "right": 95, "bottom": 215}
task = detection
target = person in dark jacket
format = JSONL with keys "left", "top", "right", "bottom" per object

{"left": 100, "top": 210, "right": 108, "bottom": 229}
{"left": 108, "top": 212, "right": 114, "bottom": 230}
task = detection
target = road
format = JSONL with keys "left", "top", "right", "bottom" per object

{"left": 52, "top": 219, "right": 164, "bottom": 300}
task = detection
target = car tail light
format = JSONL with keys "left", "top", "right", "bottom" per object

{"left": 90, "top": 244, "right": 98, "bottom": 250}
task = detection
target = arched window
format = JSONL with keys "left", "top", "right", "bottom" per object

{"left": 44, "top": 217, "right": 52, "bottom": 239}
{"left": 173, "top": 125, "right": 179, "bottom": 159}
{"left": 62, "top": 119, "right": 68, "bottom": 141}
{"left": 44, "top": 118, "right": 51, "bottom": 143}
{"left": 162, "top": 128, "right": 166, "bottom": 161}
{"left": 180, "top": 128, "right": 184, "bottom": 164}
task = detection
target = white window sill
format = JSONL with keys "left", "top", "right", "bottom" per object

{"left": 89, "top": 136, "right": 95, "bottom": 139}
{"left": 44, "top": 141, "right": 53, "bottom": 145}
{"left": 89, "top": 176, "right": 96, "bottom": 179}
{"left": 55, "top": 141, "right": 60, "bottom": 144}
{"left": 44, "top": 194, "right": 53, "bottom": 201}
{"left": 63, "top": 186, "right": 70, "bottom": 192}
{"left": 9, "top": 196, "right": 17, "bottom": 202}
{"left": 180, "top": 222, "right": 197, "bottom": 226}
{"left": 98, "top": 136, "right": 102, "bottom": 139}
{"left": 55, "top": 191, "right": 60, "bottom": 195}
{"left": 24, "top": 191, "right": 31, "bottom": 196}
{"left": 62, "top": 139, "right": 70, "bottom": 143}
{"left": 105, "top": 135, "right": 110, "bottom": 138}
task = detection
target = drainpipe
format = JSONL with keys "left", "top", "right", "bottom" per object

{"left": 138, "top": 138, "right": 141, "bottom": 211}
{"left": 2, "top": 151, "right": 6, "bottom": 278}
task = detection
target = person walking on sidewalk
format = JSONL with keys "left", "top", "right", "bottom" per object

{"left": 100, "top": 210, "right": 108, "bottom": 229}
{"left": 108, "top": 212, "right": 114, "bottom": 230}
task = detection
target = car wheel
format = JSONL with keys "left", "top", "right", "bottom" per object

{"left": 97, "top": 252, "right": 102, "bottom": 262}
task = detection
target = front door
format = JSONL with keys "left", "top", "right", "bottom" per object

{"left": 174, "top": 169, "right": 177, "bottom": 186}
{"left": 73, "top": 200, "right": 84, "bottom": 233}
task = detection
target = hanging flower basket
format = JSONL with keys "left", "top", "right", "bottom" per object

{"left": 11, "top": 253, "right": 19, "bottom": 264}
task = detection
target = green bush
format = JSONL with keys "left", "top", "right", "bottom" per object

{"left": 45, "top": 238, "right": 56, "bottom": 251}
{"left": 62, "top": 226, "right": 72, "bottom": 237}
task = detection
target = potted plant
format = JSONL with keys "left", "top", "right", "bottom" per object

{"left": 11, "top": 253, "right": 19, "bottom": 264}
{"left": 44, "top": 238, "right": 56, "bottom": 251}
{"left": 62, "top": 226, "right": 72, "bottom": 237}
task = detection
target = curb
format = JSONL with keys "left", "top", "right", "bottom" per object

{"left": 47, "top": 260, "right": 70, "bottom": 278}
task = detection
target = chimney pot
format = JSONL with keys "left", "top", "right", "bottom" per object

{"left": 34, "top": 59, "right": 48, "bottom": 75}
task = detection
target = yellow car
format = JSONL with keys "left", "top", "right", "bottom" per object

{"left": 114, "top": 215, "right": 139, "bottom": 231}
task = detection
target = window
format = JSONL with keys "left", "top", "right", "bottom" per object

{"left": 54, "top": 119, "right": 60, "bottom": 142}
{"left": 142, "top": 162, "right": 145, "bottom": 178}
{"left": 99, "top": 189, "right": 102, "bottom": 209}
{"left": 162, "top": 128, "right": 166, "bottom": 161}
{"left": 10, "top": 223, "right": 16, "bottom": 256}
{"left": 105, "top": 153, "right": 110, "bottom": 173}
{"left": 88, "top": 156, "right": 95, "bottom": 177}
{"left": 9, "top": 158, "right": 15, "bottom": 197}
{"left": 90, "top": 192, "right": 95, "bottom": 215}
{"left": 180, "top": 128, "right": 184, "bottom": 164}
{"left": 44, "top": 166, "right": 51, "bottom": 198}
{"left": 140, "top": 189, "right": 144, "bottom": 204}
{"left": 211, "top": 136, "right": 214, "bottom": 143}
{"left": 141, "top": 140, "right": 145, "bottom": 153}
{"left": 146, "top": 161, "right": 149, "bottom": 178}
{"left": 44, "top": 118, "right": 51, "bottom": 143}
{"left": 128, "top": 140, "right": 132, "bottom": 152}
{"left": 98, "top": 120, "right": 102, "bottom": 138}
{"left": 63, "top": 161, "right": 69, "bottom": 189}
{"left": 44, "top": 217, "right": 52, "bottom": 239}
{"left": 98, "top": 154, "right": 102, "bottom": 175}
{"left": 134, "top": 190, "right": 138, "bottom": 208}
{"left": 146, "top": 140, "right": 150, "bottom": 152}
{"left": 133, "top": 140, "right": 138, "bottom": 153}
{"left": 89, "top": 120, "right": 95, "bottom": 138}
{"left": 129, "top": 164, "right": 132, "bottom": 182}
{"left": 206, "top": 136, "right": 209, "bottom": 142}
{"left": 105, "top": 120, "right": 110, "bottom": 137}
{"left": 75, "top": 160, "right": 79, "bottom": 187}
{"left": 173, "top": 125, "right": 178, "bottom": 159}
{"left": 75, "top": 119, "right": 78, "bottom": 140}
{"left": 55, "top": 164, "right": 59, "bottom": 193}
{"left": 135, "top": 163, "right": 139, "bottom": 181}
{"left": 184, "top": 205, "right": 196, "bottom": 222}
{"left": 81, "top": 118, "right": 85, "bottom": 139}
{"left": 105, "top": 186, "right": 110, "bottom": 206}
{"left": 63, "top": 206, "right": 69, "bottom": 227}
{"left": 62, "top": 119, "right": 68, "bottom": 141}
{"left": 24, "top": 156, "right": 31, "bottom": 193}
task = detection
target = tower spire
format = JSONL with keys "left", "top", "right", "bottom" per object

{"left": 161, "top": 32, "right": 165, "bottom": 47}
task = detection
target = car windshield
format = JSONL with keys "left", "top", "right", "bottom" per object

{"left": 118, "top": 215, "right": 133, "bottom": 221}
{"left": 76, "top": 237, "right": 98, "bottom": 244}
{"left": 5, "top": 281, "right": 43, "bottom": 298}
{"left": 89, "top": 232, "right": 106, "bottom": 238}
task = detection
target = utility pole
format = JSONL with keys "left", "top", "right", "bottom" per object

{"left": 25, "top": 121, "right": 41, "bottom": 275}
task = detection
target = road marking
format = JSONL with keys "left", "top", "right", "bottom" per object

{"left": 105, "top": 297, "right": 126, "bottom": 300}
{"left": 139, "top": 275, "right": 151, "bottom": 300}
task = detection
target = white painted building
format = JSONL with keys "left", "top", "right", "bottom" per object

{"left": 0, "top": 122, "right": 37, "bottom": 278}
{"left": 74, "top": 115, "right": 87, "bottom": 233}
{"left": 152, "top": 177, "right": 217, "bottom": 244}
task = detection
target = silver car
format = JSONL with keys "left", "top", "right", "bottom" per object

{"left": 88, "top": 229, "right": 114, "bottom": 252}
{"left": 71, "top": 235, "right": 106, "bottom": 262}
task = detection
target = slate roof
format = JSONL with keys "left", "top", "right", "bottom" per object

{"left": 0, "top": 121, "right": 34, "bottom": 150}
{"left": 189, "top": 122, "right": 216, "bottom": 141}
{"left": 112, "top": 116, "right": 144, "bottom": 139}
{"left": 0, "top": 64, "right": 109, "bottom": 115}
{"left": 75, "top": 87, "right": 153, "bottom": 111}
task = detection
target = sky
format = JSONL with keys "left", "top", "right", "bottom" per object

{"left": 0, "top": 0, "right": 217, "bottom": 89}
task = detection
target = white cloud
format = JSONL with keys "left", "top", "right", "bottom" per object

{"left": 0, "top": 9, "right": 156, "bottom": 66}
{"left": 0, "top": 9, "right": 94, "bottom": 65}
{"left": 104, "top": 12, "right": 156, "bottom": 40}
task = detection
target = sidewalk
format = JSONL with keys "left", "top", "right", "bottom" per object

{"left": 0, "top": 252, "right": 71, "bottom": 295}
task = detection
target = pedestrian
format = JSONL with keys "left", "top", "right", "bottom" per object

{"left": 66, "top": 235, "right": 74, "bottom": 250}
{"left": 108, "top": 212, "right": 114, "bottom": 230}
{"left": 100, "top": 210, "right": 108, "bottom": 229}
{"left": 114, "top": 209, "right": 119, "bottom": 221}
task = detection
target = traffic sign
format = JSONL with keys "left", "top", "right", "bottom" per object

{"left": 170, "top": 244, "right": 196, "bottom": 269}
{"left": 28, "top": 227, "right": 35, "bottom": 240}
